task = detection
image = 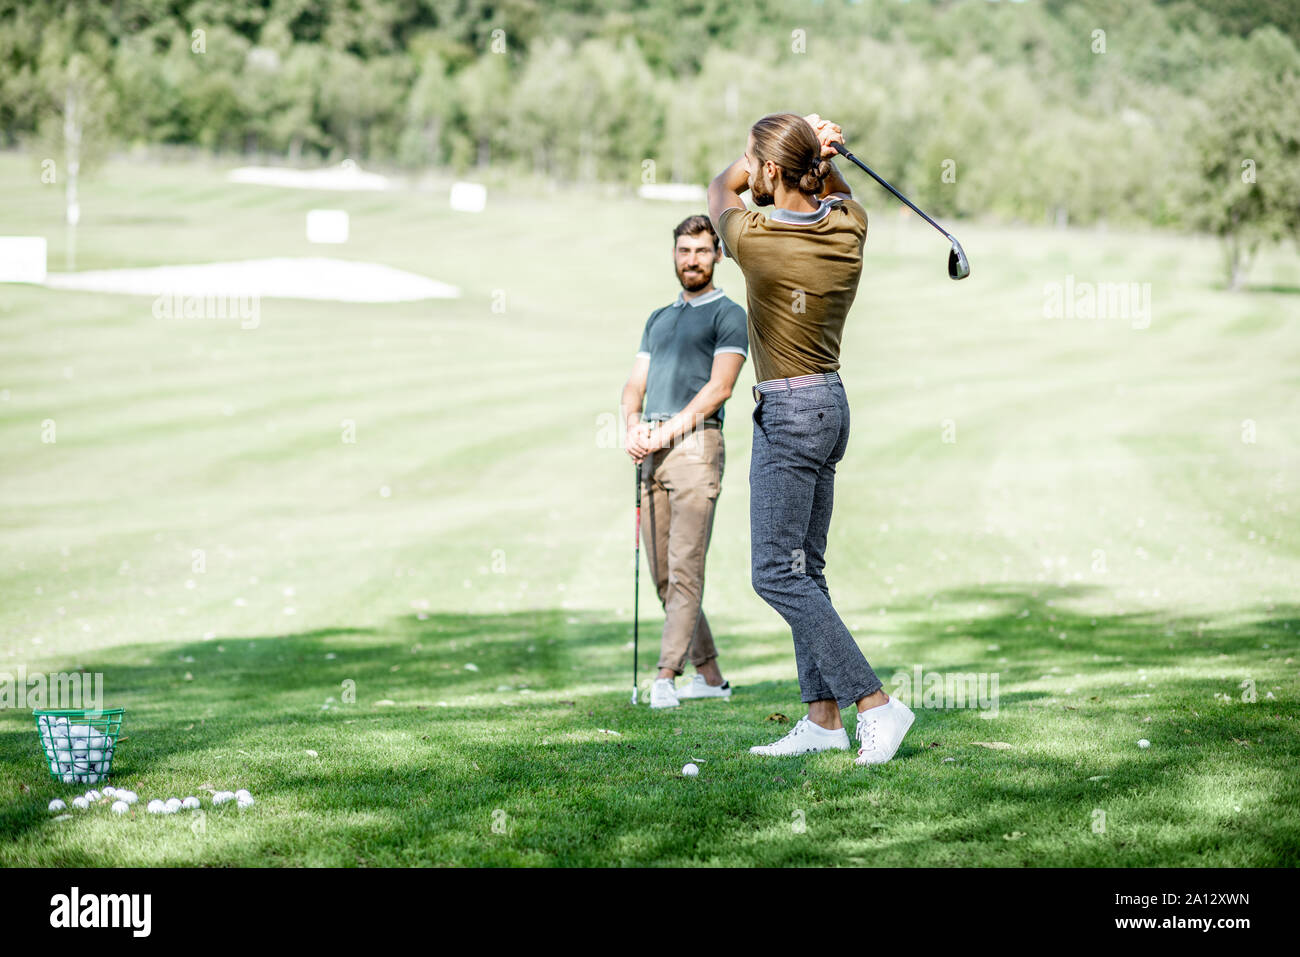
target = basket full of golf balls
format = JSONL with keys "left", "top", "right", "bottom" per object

{"left": 33, "top": 708, "right": 124, "bottom": 784}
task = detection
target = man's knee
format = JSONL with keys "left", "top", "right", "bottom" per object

{"left": 751, "top": 560, "right": 792, "bottom": 607}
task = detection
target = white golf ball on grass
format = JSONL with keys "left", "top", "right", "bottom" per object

{"left": 48, "top": 799, "right": 66, "bottom": 812}
{"left": 85, "top": 790, "right": 102, "bottom": 803}
{"left": 212, "top": 791, "right": 235, "bottom": 805}
{"left": 181, "top": 797, "right": 201, "bottom": 810}
{"left": 146, "top": 800, "right": 167, "bottom": 814}
{"left": 682, "top": 763, "right": 699, "bottom": 777}
{"left": 237, "top": 793, "right": 255, "bottom": 808}
{"left": 111, "top": 801, "right": 129, "bottom": 815}
{"left": 1138, "top": 739, "right": 1151, "bottom": 749}
{"left": 165, "top": 797, "right": 182, "bottom": 811}
{"left": 72, "top": 796, "right": 89, "bottom": 810}
{"left": 116, "top": 790, "right": 138, "bottom": 805}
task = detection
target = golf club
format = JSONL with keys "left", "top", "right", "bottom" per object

{"left": 631, "top": 461, "right": 642, "bottom": 705}
{"left": 832, "top": 141, "right": 970, "bottom": 280}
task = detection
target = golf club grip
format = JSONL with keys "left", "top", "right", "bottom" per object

{"left": 833, "top": 142, "right": 950, "bottom": 239}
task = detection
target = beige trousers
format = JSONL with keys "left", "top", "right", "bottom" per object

{"left": 640, "top": 426, "right": 725, "bottom": 675}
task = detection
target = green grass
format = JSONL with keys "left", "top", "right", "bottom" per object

{"left": 1, "top": 152, "right": 1298, "bottom": 866}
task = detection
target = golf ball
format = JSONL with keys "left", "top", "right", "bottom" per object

{"left": 85, "top": 790, "right": 102, "bottom": 802}
{"left": 48, "top": 799, "right": 66, "bottom": 812}
{"left": 1138, "top": 739, "right": 1151, "bottom": 749}
{"left": 181, "top": 796, "right": 201, "bottom": 810}
{"left": 165, "top": 797, "right": 182, "bottom": 811}
{"left": 212, "top": 791, "right": 234, "bottom": 805}
{"left": 234, "top": 789, "right": 252, "bottom": 802}
{"left": 682, "top": 763, "right": 699, "bottom": 777}
{"left": 103, "top": 786, "right": 116, "bottom": 797}
{"left": 72, "top": 796, "right": 90, "bottom": 810}
{"left": 146, "top": 799, "right": 167, "bottom": 814}
{"left": 111, "top": 801, "right": 129, "bottom": 815}
{"left": 117, "top": 790, "right": 138, "bottom": 805}
{"left": 61, "top": 773, "right": 76, "bottom": 784}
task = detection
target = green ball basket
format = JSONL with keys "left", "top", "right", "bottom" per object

{"left": 33, "top": 708, "right": 125, "bottom": 784}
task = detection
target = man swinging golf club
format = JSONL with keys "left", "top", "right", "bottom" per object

{"left": 708, "top": 113, "right": 915, "bottom": 764}
{"left": 621, "top": 215, "right": 748, "bottom": 709}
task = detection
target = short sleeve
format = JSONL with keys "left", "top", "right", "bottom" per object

{"left": 839, "top": 198, "right": 868, "bottom": 245}
{"left": 636, "top": 312, "right": 654, "bottom": 358}
{"left": 714, "top": 206, "right": 760, "bottom": 261}
{"left": 713, "top": 303, "right": 748, "bottom": 359}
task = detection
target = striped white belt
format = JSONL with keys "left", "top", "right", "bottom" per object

{"left": 752, "top": 371, "right": 841, "bottom": 401}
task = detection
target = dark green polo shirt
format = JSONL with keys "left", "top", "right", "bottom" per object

{"left": 637, "top": 287, "right": 748, "bottom": 425}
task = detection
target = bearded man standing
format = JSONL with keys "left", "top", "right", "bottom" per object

{"left": 621, "top": 215, "right": 748, "bottom": 710}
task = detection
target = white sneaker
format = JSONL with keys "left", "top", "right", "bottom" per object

{"left": 749, "top": 715, "right": 850, "bottom": 756}
{"left": 853, "top": 696, "right": 915, "bottom": 765}
{"left": 675, "top": 675, "right": 732, "bottom": 700}
{"left": 650, "top": 677, "right": 680, "bottom": 709}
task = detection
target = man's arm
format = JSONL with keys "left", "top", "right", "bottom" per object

{"left": 621, "top": 355, "right": 651, "bottom": 462}
{"left": 647, "top": 353, "right": 745, "bottom": 451}
{"left": 819, "top": 159, "right": 852, "bottom": 201}
{"left": 708, "top": 157, "right": 749, "bottom": 226}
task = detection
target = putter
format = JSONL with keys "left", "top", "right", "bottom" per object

{"left": 631, "top": 461, "right": 642, "bottom": 705}
{"left": 832, "top": 141, "right": 970, "bottom": 280}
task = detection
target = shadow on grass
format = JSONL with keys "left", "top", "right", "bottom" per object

{"left": 1242, "top": 283, "right": 1300, "bottom": 295}
{"left": 1, "top": 587, "right": 1296, "bottom": 865}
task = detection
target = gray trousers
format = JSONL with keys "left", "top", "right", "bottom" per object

{"left": 749, "top": 378, "right": 882, "bottom": 708}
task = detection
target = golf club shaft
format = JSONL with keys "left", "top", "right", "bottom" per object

{"left": 832, "top": 142, "right": 950, "bottom": 240}
{"left": 632, "top": 462, "right": 642, "bottom": 703}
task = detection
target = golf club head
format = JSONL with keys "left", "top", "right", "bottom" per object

{"left": 947, "top": 235, "right": 970, "bottom": 280}
{"left": 631, "top": 686, "right": 638, "bottom": 705}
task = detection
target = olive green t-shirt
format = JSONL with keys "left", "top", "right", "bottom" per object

{"left": 715, "top": 197, "right": 868, "bottom": 383}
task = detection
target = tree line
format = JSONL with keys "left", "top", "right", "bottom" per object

{"left": 2, "top": 0, "right": 1296, "bottom": 284}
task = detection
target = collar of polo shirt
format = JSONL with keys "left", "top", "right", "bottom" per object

{"left": 673, "top": 286, "right": 727, "bottom": 308}
{"left": 770, "top": 196, "right": 845, "bottom": 226}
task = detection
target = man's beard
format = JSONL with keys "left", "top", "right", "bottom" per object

{"left": 751, "top": 166, "right": 775, "bottom": 207}
{"left": 677, "top": 262, "right": 714, "bottom": 292}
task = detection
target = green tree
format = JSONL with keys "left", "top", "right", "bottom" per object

{"left": 0, "top": 8, "right": 44, "bottom": 146}
{"left": 453, "top": 51, "right": 512, "bottom": 169}
{"left": 1182, "top": 67, "right": 1300, "bottom": 288}
{"left": 398, "top": 52, "right": 452, "bottom": 167}
{"left": 33, "top": 18, "right": 116, "bottom": 267}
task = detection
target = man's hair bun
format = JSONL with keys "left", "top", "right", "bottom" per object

{"left": 799, "top": 159, "right": 831, "bottom": 195}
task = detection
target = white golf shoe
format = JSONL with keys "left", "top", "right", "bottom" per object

{"left": 650, "top": 677, "right": 681, "bottom": 709}
{"left": 749, "top": 715, "right": 850, "bottom": 756}
{"left": 675, "top": 675, "right": 732, "bottom": 700}
{"left": 853, "top": 696, "right": 915, "bottom": 765}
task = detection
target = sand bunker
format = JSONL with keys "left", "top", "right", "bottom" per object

{"left": 43, "top": 257, "right": 460, "bottom": 303}
{"left": 226, "top": 161, "right": 391, "bottom": 191}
